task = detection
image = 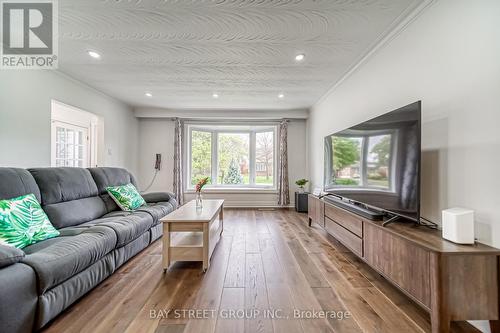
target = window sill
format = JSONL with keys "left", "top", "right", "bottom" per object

{"left": 185, "top": 188, "right": 277, "bottom": 194}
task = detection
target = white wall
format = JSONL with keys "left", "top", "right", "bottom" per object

{"left": 137, "top": 118, "right": 308, "bottom": 207}
{"left": 0, "top": 70, "right": 139, "bottom": 173}
{"left": 137, "top": 119, "right": 175, "bottom": 193}
{"left": 309, "top": 2, "right": 499, "bottom": 330}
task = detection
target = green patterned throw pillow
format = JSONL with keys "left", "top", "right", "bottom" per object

{"left": 0, "top": 194, "right": 60, "bottom": 249}
{"left": 106, "top": 183, "right": 146, "bottom": 211}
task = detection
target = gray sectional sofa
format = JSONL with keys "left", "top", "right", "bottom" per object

{"left": 0, "top": 167, "right": 177, "bottom": 333}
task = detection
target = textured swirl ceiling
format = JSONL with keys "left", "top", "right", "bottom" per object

{"left": 58, "top": 0, "right": 424, "bottom": 110}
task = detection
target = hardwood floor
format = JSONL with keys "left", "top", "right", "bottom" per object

{"left": 42, "top": 209, "right": 481, "bottom": 333}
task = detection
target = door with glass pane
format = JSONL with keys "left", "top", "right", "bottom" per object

{"left": 51, "top": 122, "right": 89, "bottom": 168}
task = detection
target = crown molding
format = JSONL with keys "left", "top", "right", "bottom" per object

{"left": 134, "top": 107, "right": 309, "bottom": 120}
{"left": 313, "top": 0, "right": 436, "bottom": 109}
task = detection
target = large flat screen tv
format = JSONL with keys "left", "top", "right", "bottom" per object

{"left": 324, "top": 101, "right": 421, "bottom": 222}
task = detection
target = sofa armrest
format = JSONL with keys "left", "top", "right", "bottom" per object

{"left": 142, "top": 192, "right": 175, "bottom": 203}
{"left": 0, "top": 263, "right": 37, "bottom": 333}
{"left": 0, "top": 244, "right": 25, "bottom": 268}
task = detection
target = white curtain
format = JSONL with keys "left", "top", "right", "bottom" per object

{"left": 173, "top": 118, "right": 184, "bottom": 205}
{"left": 278, "top": 120, "right": 290, "bottom": 206}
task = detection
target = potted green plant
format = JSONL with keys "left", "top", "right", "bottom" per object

{"left": 295, "top": 178, "right": 309, "bottom": 193}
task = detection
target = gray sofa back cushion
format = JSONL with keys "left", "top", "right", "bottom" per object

{"left": 88, "top": 167, "right": 139, "bottom": 212}
{"left": 0, "top": 168, "right": 41, "bottom": 202}
{"left": 28, "top": 168, "right": 107, "bottom": 229}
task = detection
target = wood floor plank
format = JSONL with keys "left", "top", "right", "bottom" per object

{"left": 92, "top": 259, "right": 166, "bottom": 333}
{"left": 356, "top": 287, "right": 423, "bottom": 333}
{"left": 182, "top": 235, "right": 233, "bottom": 333}
{"left": 245, "top": 211, "right": 260, "bottom": 253}
{"left": 311, "top": 287, "right": 363, "bottom": 333}
{"left": 259, "top": 237, "right": 304, "bottom": 333}
{"left": 158, "top": 263, "right": 206, "bottom": 326}
{"left": 214, "top": 288, "right": 245, "bottom": 333}
{"left": 263, "top": 211, "right": 334, "bottom": 333}
{"left": 280, "top": 210, "right": 324, "bottom": 254}
{"left": 287, "top": 239, "right": 330, "bottom": 288}
{"left": 255, "top": 210, "right": 271, "bottom": 234}
{"left": 224, "top": 232, "right": 245, "bottom": 288}
{"left": 244, "top": 252, "right": 273, "bottom": 333}
{"left": 123, "top": 262, "right": 199, "bottom": 333}
{"left": 155, "top": 324, "right": 186, "bottom": 333}
{"left": 310, "top": 252, "right": 385, "bottom": 333}
{"left": 318, "top": 243, "right": 373, "bottom": 289}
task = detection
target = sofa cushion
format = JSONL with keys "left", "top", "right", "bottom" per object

{"left": 28, "top": 168, "right": 107, "bottom": 228}
{"left": 36, "top": 252, "right": 117, "bottom": 329}
{"left": 137, "top": 201, "right": 176, "bottom": 224}
{"left": 42, "top": 197, "right": 107, "bottom": 229}
{"left": 80, "top": 211, "right": 154, "bottom": 247}
{"left": 0, "top": 168, "right": 41, "bottom": 202}
{"left": 22, "top": 225, "right": 117, "bottom": 294}
{"left": 88, "top": 167, "right": 138, "bottom": 194}
{"left": 29, "top": 168, "right": 99, "bottom": 205}
{"left": 88, "top": 167, "right": 139, "bottom": 212}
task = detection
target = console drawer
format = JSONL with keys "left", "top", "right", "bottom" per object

{"left": 325, "top": 217, "right": 363, "bottom": 257}
{"left": 325, "top": 204, "right": 363, "bottom": 237}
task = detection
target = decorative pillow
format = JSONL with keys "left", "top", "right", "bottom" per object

{"left": 0, "top": 194, "right": 60, "bottom": 249}
{"left": 106, "top": 183, "right": 146, "bottom": 211}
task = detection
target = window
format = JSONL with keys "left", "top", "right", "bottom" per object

{"left": 187, "top": 124, "right": 277, "bottom": 189}
{"left": 51, "top": 100, "right": 99, "bottom": 168}
{"left": 255, "top": 131, "right": 274, "bottom": 186}
{"left": 190, "top": 130, "right": 212, "bottom": 185}
{"left": 53, "top": 122, "right": 88, "bottom": 167}
{"left": 218, "top": 133, "right": 250, "bottom": 185}
{"left": 330, "top": 132, "right": 395, "bottom": 191}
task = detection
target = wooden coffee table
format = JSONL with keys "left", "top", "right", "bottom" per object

{"left": 161, "top": 199, "right": 224, "bottom": 272}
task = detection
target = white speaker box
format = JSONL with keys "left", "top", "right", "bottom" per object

{"left": 442, "top": 208, "right": 475, "bottom": 244}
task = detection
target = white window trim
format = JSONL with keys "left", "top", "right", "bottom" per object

{"left": 185, "top": 123, "right": 278, "bottom": 192}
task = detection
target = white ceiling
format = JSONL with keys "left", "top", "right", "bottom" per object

{"left": 59, "top": 0, "right": 424, "bottom": 110}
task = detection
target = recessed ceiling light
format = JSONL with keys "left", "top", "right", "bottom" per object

{"left": 212, "top": 93, "right": 219, "bottom": 99}
{"left": 87, "top": 50, "right": 101, "bottom": 59}
{"left": 145, "top": 92, "right": 153, "bottom": 97}
{"left": 278, "top": 93, "right": 285, "bottom": 99}
{"left": 295, "top": 53, "right": 305, "bottom": 62}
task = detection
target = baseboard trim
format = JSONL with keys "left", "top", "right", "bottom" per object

{"left": 224, "top": 205, "right": 295, "bottom": 209}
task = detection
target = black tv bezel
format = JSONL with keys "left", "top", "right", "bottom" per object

{"left": 323, "top": 101, "right": 422, "bottom": 223}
